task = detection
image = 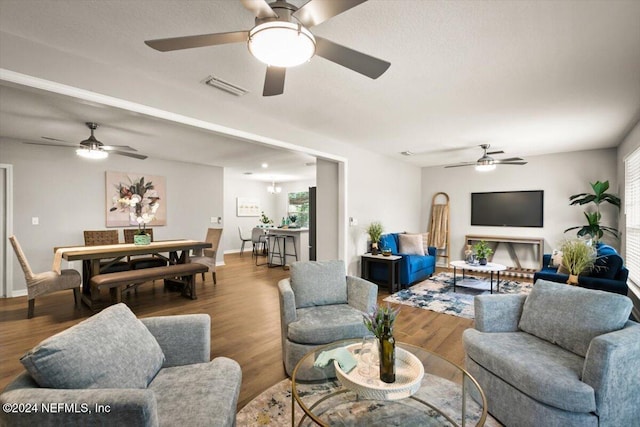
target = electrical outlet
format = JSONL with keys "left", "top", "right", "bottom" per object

{"left": 349, "top": 217, "right": 358, "bottom": 226}
{"left": 31, "top": 217, "right": 39, "bottom": 225}
{"left": 217, "top": 217, "right": 222, "bottom": 224}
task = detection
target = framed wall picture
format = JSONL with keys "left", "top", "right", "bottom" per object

{"left": 106, "top": 171, "right": 167, "bottom": 227}
{"left": 237, "top": 197, "right": 260, "bottom": 217}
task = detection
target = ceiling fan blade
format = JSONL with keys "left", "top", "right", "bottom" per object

{"left": 487, "top": 150, "right": 505, "bottom": 155}
{"left": 240, "top": 0, "right": 278, "bottom": 18}
{"left": 145, "top": 31, "right": 249, "bottom": 52}
{"left": 102, "top": 145, "right": 137, "bottom": 152}
{"left": 495, "top": 161, "right": 528, "bottom": 165}
{"left": 314, "top": 36, "right": 390, "bottom": 79}
{"left": 293, "top": 0, "right": 367, "bottom": 28}
{"left": 23, "top": 141, "right": 75, "bottom": 148}
{"left": 110, "top": 150, "right": 148, "bottom": 160}
{"left": 263, "top": 66, "right": 286, "bottom": 96}
{"left": 444, "top": 162, "right": 477, "bottom": 168}
{"left": 494, "top": 157, "right": 523, "bottom": 162}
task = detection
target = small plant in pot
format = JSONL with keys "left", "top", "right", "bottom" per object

{"left": 473, "top": 240, "right": 493, "bottom": 265}
{"left": 559, "top": 239, "right": 597, "bottom": 285}
{"left": 366, "top": 222, "right": 384, "bottom": 255}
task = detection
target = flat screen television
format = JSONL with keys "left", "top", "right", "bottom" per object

{"left": 471, "top": 190, "right": 544, "bottom": 227}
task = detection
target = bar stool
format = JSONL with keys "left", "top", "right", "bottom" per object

{"left": 268, "top": 234, "right": 298, "bottom": 269}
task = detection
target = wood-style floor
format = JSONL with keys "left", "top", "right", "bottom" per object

{"left": 0, "top": 253, "right": 493, "bottom": 410}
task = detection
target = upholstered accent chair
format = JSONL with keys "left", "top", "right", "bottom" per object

{"left": 463, "top": 279, "right": 640, "bottom": 427}
{"left": 123, "top": 228, "right": 168, "bottom": 270}
{"left": 83, "top": 230, "right": 130, "bottom": 274}
{"left": 190, "top": 228, "right": 223, "bottom": 284}
{"left": 237, "top": 226, "right": 252, "bottom": 256}
{"left": 0, "top": 303, "right": 242, "bottom": 427}
{"left": 278, "top": 260, "right": 378, "bottom": 379}
{"left": 9, "top": 236, "right": 81, "bottom": 318}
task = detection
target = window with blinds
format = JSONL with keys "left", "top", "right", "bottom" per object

{"left": 625, "top": 147, "right": 640, "bottom": 285}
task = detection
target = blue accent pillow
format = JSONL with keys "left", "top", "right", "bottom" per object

{"left": 20, "top": 303, "right": 165, "bottom": 389}
{"left": 379, "top": 234, "right": 398, "bottom": 254}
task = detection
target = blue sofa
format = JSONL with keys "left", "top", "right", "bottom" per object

{"left": 533, "top": 243, "right": 629, "bottom": 295}
{"left": 370, "top": 233, "right": 436, "bottom": 286}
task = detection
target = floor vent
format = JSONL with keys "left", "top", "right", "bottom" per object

{"left": 203, "top": 75, "right": 248, "bottom": 97}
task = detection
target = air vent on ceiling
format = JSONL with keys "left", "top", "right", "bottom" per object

{"left": 400, "top": 151, "right": 414, "bottom": 156}
{"left": 203, "top": 75, "right": 249, "bottom": 97}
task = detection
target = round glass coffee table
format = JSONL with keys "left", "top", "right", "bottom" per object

{"left": 291, "top": 339, "right": 488, "bottom": 426}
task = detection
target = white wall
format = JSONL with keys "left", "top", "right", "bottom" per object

{"left": 421, "top": 148, "right": 618, "bottom": 268}
{"left": 1, "top": 140, "right": 224, "bottom": 294}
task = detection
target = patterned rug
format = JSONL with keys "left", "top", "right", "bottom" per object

{"left": 237, "top": 377, "right": 501, "bottom": 426}
{"left": 383, "top": 272, "right": 533, "bottom": 319}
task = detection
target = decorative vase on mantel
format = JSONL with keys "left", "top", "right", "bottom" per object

{"left": 134, "top": 233, "right": 151, "bottom": 245}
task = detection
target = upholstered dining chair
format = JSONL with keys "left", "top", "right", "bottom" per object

{"left": 83, "top": 230, "right": 130, "bottom": 274}
{"left": 251, "top": 227, "right": 268, "bottom": 258}
{"left": 238, "top": 226, "right": 252, "bottom": 256}
{"left": 190, "top": 228, "right": 223, "bottom": 284}
{"left": 122, "top": 228, "right": 167, "bottom": 270}
{"left": 9, "top": 236, "right": 81, "bottom": 318}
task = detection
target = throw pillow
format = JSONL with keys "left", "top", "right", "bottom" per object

{"left": 421, "top": 232, "right": 430, "bottom": 253}
{"left": 398, "top": 233, "right": 425, "bottom": 256}
{"left": 290, "top": 260, "right": 347, "bottom": 308}
{"left": 518, "top": 280, "right": 632, "bottom": 357}
{"left": 549, "top": 249, "right": 563, "bottom": 268}
{"left": 21, "top": 303, "right": 165, "bottom": 389}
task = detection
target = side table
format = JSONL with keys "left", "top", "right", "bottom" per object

{"left": 361, "top": 253, "right": 402, "bottom": 293}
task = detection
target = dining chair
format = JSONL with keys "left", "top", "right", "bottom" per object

{"left": 190, "top": 228, "right": 223, "bottom": 284}
{"left": 251, "top": 227, "right": 268, "bottom": 258}
{"left": 83, "top": 230, "right": 130, "bottom": 274}
{"left": 238, "top": 226, "right": 252, "bottom": 256}
{"left": 9, "top": 236, "right": 81, "bottom": 318}
{"left": 122, "top": 228, "right": 167, "bottom": 269}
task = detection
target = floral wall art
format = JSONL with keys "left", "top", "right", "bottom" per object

{"left": 106, "top": 171, "right": 167, "bottom": 227}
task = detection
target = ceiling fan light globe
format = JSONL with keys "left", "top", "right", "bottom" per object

{"left": 76, "top": 148, "right": 108, "bottom": 160}
{"left": 248, "top": 21, "right": 316, "bottom": 67}
{"left": 475, "top": 163, "right": 496, "bottom": 172}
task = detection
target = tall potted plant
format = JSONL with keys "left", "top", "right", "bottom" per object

{"left": 366, "top": 222, "right": 384, "bottom": 255}
{"left": 564, "top": 180, "right": 620, "bottom": 242}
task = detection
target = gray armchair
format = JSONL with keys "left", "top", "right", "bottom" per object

{"left": 278, "top": 260, "right": 377, "bottom": 379}
{"left": 463, "top": 279, "right": 640, "bottom": 427}
{"left": 0, "top": 304, "right": 242, "bottom": 427}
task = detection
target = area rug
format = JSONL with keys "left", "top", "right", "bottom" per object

{"left": 383, "top": 272, "right": 532, "bottom": 319}
{"left": 237, "top": 377, "right": 501, "bottom": 426}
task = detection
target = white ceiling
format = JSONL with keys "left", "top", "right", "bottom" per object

{"left": 0, "top": 0, "right": 639, "bottom": 168}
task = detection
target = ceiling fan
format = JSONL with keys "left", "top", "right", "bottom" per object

{"left": 24, "top": 122, "right": 147, "bottom": 160}
{"left": 444, "top": 144, "right": 527, "bottom": 171}
{"left": 144, "top": 0, "right": 391, "bottom": 96}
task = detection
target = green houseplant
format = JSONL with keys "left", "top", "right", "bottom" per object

{"left": 366, "top": 222, "right": 384, "bottom": 255}
{"left": 565, "top": 180, "right": 620, "bottom": 242}
{"left": 473, "top": 240, "right": 493, "bottom": 265}
{"left": 559, "top": 239, "right": 597, "bottom": 285}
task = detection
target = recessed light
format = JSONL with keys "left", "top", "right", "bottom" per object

{"left": 261, "top": 163, "right": 268, "bottom": 168}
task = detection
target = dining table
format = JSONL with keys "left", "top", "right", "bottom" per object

{"left": 53, "top": 239, "right": 211, "bottom": 308}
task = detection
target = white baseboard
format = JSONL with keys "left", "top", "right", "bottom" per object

{"left": 4, "top": 289, "right": 27, "bottom": 298}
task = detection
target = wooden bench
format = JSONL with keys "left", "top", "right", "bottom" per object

{"left": 90, "top": 263, "right": 209, "bottom": 304}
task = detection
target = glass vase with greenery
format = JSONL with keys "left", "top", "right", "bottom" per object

{"left": 564, "top": 180, "right": 620, "bottom": 242}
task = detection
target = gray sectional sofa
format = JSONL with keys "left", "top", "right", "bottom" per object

{"left": 463, "top": 280, "right": 640, "bottom": 427}
{"left": 0, "top": 304, "right": 242, "bottom": 427}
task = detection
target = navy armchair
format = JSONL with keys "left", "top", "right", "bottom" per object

{"left": 533, "top": 244, "right": 629, "bottom": 295}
